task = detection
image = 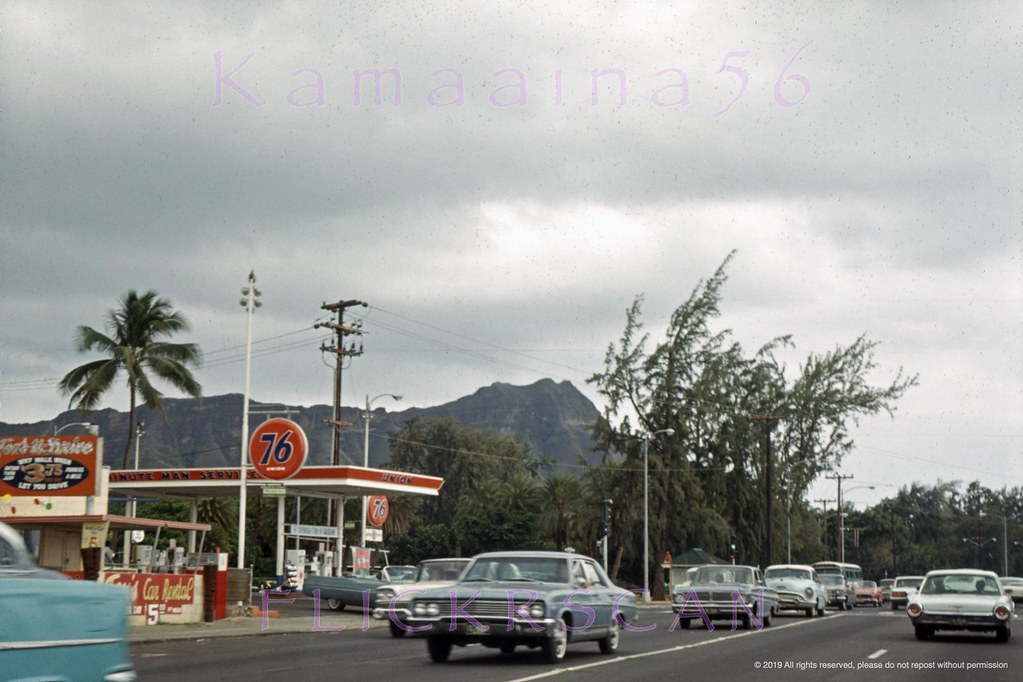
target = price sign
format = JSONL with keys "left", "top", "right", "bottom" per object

{"left": 249, "top": 418, "right": 308, "bottom": 480}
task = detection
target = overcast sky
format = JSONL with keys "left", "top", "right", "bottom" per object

{"left": 1, "top": 1, "right": 1020, "bottom": 509}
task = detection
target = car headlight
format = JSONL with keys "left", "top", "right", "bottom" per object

{"left": 994, "top": 604, "right": 1011, "bottom": 621}
{"left": 529, "top": 603, "right": 546, "bottom": 619}
{"left": 378, "top": 589, "right": 395, "bottom": 600}
{"left": 673, "top": 592, "right": 683, "bottom": 603}
{"left": 906, "top": 603, "right": 922, "bottom": 617}
{"left": 804, "top": 587, "right": 814, "bottom": 599}
{"left": 413, "top": 602, "right": 439, "bottom": 616}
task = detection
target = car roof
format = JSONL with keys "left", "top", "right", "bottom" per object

{"left": 923, "top": 568, "right": 999, "bottom": 578}
{"left": 471, "top": 551, "right": 586, "bottom": 560}
{"left": 765, "top": 564, "right": 815, "bottom": 570}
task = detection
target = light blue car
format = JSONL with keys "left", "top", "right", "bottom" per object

{"left": 0, "top": 521, "right": 136, "bottom": 682}
{"left": 406, "top": 550, "right": 638, "bottom": 663}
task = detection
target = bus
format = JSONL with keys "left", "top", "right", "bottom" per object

{"left": 813, "top": 561, "right": 864, "bottom": 590}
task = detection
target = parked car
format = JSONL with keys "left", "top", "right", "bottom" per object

{"left": 672, "top": 564, "right": 779, "bottom": 629}
{"left": 0, "top": 521, "right": 136, "bottom": 682}
{"left": 890, "top": 575, "right": 925, "bottom": 610}
{"left": 1000, "top": 576, "right": 1023, "bottom": 605}
{"left": 879, "top": 578, "right": 895, "bottom": 603}
{"left": 302, "top": 561, "right": 417, "bottom": 611}
{"left": 406, "top": 550, "right": 637, "bottom": 663}
{"left": 854, "top": 580, "right": 884, "bottom": 607}
{"left": 373, "top": 557, "right": 471, "bottom": 637}
{"left": 764, "top": 564, "right": 827, "bottom": 617}
{"left": 819, "top": 573, "right": 852, "bottom": 610}
{"left": 906, "top": 569, "right": 1013, "bottom": 642}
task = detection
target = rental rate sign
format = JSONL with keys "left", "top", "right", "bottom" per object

{"left": 249, "top": 418, "right": 308, "bottom": 480}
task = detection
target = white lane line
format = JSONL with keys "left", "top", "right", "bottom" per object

{"left": 505, "top": 616, "right": 835, "bottom": 682}
{"left": 868, "top": 648, "right": 887, "bottom": 659}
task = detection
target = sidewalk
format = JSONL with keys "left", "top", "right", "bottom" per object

{"left": 130, "top": 595, "right": 386, "bottom": 643}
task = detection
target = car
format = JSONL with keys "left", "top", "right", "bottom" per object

{"left": 672, "top": 564, "right": 779, "bottom": 629}
{"left": 764, "top": 564, "right": 827, "bottom": 617}
{"left": 879, "top": 578, "right": 895, "bottom": 603}
{"left": 890, "top": 575, "right": 925, "bottom": 610}
{"left": 372, "top": 557, "right": 471, "bottom": 637}
{"left": 906, "top": 569, "right": 1014, "bottom": 642}
{"left": 406, "top": 550, "right": 638, "bottom": 663}
{"left": 854, "top": 580, "right": 884, "bottom": 607}
{"left": 819, "top": 573, "right": 853, "bottom": 610}
{"left": 0, "top": 521, "right": 137, "bottom": 681}
{"left": 1000, "top": 576, "right": 1023, "bottom": 605}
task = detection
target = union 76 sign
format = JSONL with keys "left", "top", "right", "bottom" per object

{"left": 249, "top": 418, "right": 308, "bottom": 480}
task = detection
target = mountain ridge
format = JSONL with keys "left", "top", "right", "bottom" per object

{"left": 2, "top": 379, "right": 603, "bottom": 473}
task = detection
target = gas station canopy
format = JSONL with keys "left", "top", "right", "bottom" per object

{"left": 108, "top": 464, "right": 444, "bottom": 500}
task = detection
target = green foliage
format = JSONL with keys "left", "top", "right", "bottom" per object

{"left": 586, "top": 252, "right": 917, "bottom": 584}
{"left": 59, "top": 290, "right": 202, "bottom": 467}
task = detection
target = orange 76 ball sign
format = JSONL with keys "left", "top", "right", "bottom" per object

{"left": 249, "top": 418, "right": 308, "bottom": 480}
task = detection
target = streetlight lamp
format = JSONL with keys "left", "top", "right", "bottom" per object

{"left": 53, "top": 421, "right": 98, "bottom": 435}
{"left": 642, "top": 427, "right": 674, "bottom": 602}
{"left": 361, "top": 393, "right": 401, "bottom": 547}
{"left": 962, "top": 536, "right": 998, "bottom": 569}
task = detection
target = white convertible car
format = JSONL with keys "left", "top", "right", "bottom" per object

{"left": 906, "top": 569, "right": 1013, "bottom": 642}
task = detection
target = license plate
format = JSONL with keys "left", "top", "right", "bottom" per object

{"left": 951, "top": 617, "right": 967, "bottom": 626}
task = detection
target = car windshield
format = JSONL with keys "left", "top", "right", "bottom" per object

{"left": 694, "top": 566, "right": 754, "bottom": 584}
{"left": 895, "top": 577, "right": 923, "bottom": 588}
{"left": 462, "top": 557, "right": 568, "bottom": 583}
{"left": 1001, "top": 578, "right": 1023, "bottom": 587}
{"left": 921, "top": 574, "right": 1000, "bottom": 595}
{"left": 765, "top": 568, "right": 812, "bottom": 580}
{"left": 860, "top": 581, "right": 877, "bottom": 589}
{"left": 416, "top": 560, "right": 468, "bottom": 582}
{"left": 386, "top": 566, "right": 417, "bottom": 582}
{"left": 820, "top": 575, "right": 844, "bottom": 586}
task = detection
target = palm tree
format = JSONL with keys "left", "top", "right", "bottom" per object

{"left": 58, "top": 289, "right": 202, "bottom": 468}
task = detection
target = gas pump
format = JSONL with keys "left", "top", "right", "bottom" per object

{"left": 284, "top": 549, "right": 305, "bottom": 589}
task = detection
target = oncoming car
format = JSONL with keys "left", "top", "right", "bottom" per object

{"left": 406, "top": 550, "right": 637, "bottom": 663}
{"left": 764, "top": 564, "right": 827, "bottom": 617}
{"left": 906, "top": 569, "right": 1014, "bottom": 642}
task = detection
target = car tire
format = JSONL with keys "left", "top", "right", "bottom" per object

{"left": 542, "top": 618, "right": 569, "bottom": 663}
{"left": 326, "top": 598, "right": 345, "bottom": 611}
{"left": 677, "top": 617, "right": 692, "bottom": 629}
{"left": 598, "top": 617, "right": 620, "bottom": 654}
{"left": 427, "top": 636, "right": 453, "bottom": 662}
{"left": 500, "top": 641, "right": 517, "bottom": 654}
{"left": 914, "top": 625, "right": 932, "bottom": 641}
{"left": 389, "top": 619, "right": 407, "bottom": 638}
{"left": 805, "top": 607, "right": 815, "bottom": 618}
{"left": 995, "top": 627, "right": 1011, "bottom": 643}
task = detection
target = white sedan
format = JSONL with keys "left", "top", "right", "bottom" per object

{"left": 906, "top": 569, "right": 1013, "bottom": 642}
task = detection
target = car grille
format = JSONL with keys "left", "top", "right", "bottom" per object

{"left": 423, "top": 598, "right": 541, "bottom": 619}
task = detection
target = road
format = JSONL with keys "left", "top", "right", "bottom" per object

{"left": 133, "top": 605, "right": 1020, "bottom": 681}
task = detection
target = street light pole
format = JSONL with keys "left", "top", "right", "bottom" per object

{"left": 642, "top": 428, "right": 674, "bottom": 602}
{"left": 361, "top": 393, "right": 401, "bottom": 548}
{"left": 238, "top": 271, "right": 261, "bottom": 569}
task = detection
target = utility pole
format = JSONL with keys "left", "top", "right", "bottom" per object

{"left": 316, "top": 299, "right": 367, "bottom": 465}
{"left": 752, "top": 415, "right": 782, "bottom": 567}
{"left": 826, "top": 473, "right": 854, "bottom": 563}
{"left": 815, "top": 498, "right": 836, "bottom": 556}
